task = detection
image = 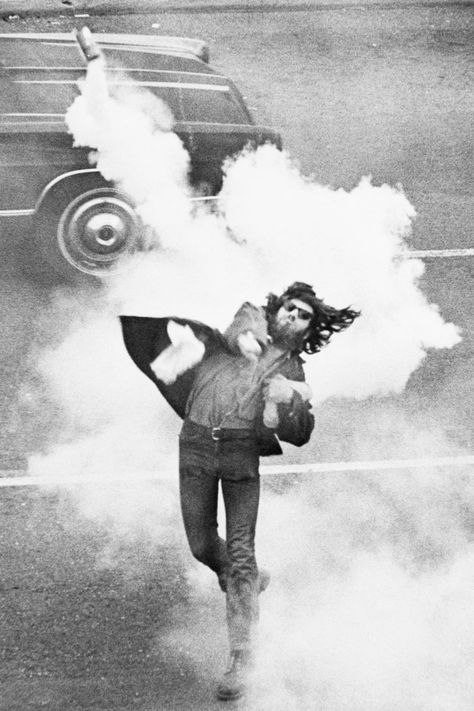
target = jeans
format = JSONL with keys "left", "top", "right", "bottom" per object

{"left": 179, "top": 419, "right": 261, "bottom": 651}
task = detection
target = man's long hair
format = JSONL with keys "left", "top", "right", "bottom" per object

{"left": 265, "top": 281, "right": 361, "bottom": 355}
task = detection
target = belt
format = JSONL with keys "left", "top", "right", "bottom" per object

{"left": 184, "top": 420, "right": 256, "bottom": 442}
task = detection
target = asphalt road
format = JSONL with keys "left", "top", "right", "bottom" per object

{"left": 0, "top": 4, "right": 473, "bottom": 709}
{"left": 0, "top": 485, "right": 230, "bottom": 711}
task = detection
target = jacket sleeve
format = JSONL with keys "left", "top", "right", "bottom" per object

{"left": 119, "top": 315, "right": 225, "bottom": 419}
{"left": 274, "top": 357, "right": 315, "bottom": 447}
{"left": 275, "top": 392, "right": 315, "bottom": 447}
{"left": 223, "top": 302, "right": 269, "bottom": 354}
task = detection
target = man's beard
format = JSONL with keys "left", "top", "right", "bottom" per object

{"left": 267, "top": 315, "right": 306, "bottom": 352}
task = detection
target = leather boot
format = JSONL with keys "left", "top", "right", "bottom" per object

{"left": 216, "top": 649, "right": 252, "bottom": 701}
{"left": 219, "top": 568, "right": 270, "bottom": 594}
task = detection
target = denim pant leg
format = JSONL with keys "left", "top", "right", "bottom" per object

{"left": 179, "top": 439, "right": 229, "bottom": 589}
{"left": 220, "top": 449, "right": 260, "bottom": 652}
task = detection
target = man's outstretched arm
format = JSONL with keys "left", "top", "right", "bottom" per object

{"left": 224, "top": 302, "right": 269, "bottom": 359}
{"left": 150, "top": 320, "right": 205, "bottom": 385}
{"left": 120, "top": 315, "right": 224, "bottom": 419}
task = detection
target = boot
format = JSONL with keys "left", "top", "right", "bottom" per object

{"left": 216, "top": 649, "right": 252, "bottom": 701}
{"left": 219, "top": 568, "right": 270, "bottom": 594}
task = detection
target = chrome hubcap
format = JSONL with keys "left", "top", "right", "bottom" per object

{"left": 58, "top": 189, "right": 140, "bottom": 275}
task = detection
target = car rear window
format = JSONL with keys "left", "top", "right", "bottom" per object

{"left": 0, "top": 76, "right": 78, "bottom": 115}
{"left": 0, "top": 39, "right": 82, "bottom": 67}
{"left": 0, "top": 73, "right": 249, "bottom": 126}
{"left": 0, "top": 39, "right": 250, "bottom": 124}
{"left": 0, "top": 38, "right": 214, "bottom": 73}
{"left": 178, "top": 86, "right": 248, "bottom": 124}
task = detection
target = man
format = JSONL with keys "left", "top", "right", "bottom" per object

{"left": 120, "top": 281, "right": 359, "bottom": 701}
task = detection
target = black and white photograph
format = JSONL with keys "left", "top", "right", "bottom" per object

{"left": 0, "top": 0, "right": 472, "bottom": 708}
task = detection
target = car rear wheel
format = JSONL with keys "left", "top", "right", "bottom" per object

{"left": 32, "top": 173, "right": 142, "bottom": 282}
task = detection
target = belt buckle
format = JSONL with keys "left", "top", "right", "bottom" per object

{"left": 211, "top": 426, "right": 222, "bottom": 441}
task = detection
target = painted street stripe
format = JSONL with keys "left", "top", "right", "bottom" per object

{"left": 262, "top": 454, "right": 474, "bottom": 475}
{"left": 0, "top": 454, "right": 473, "bottom": 488}
{"left": 0, "top": 203, "right": 471, "bottom": 258}
{"left": 408, "top": 248, "right": 474, "bottom": 258}
{"left": 0, "top": 208, "right": 35, "bottom": 217}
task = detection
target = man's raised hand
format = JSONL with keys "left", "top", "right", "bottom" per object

{"left": 237, "top": 331, "right": 263, "bottom": 362}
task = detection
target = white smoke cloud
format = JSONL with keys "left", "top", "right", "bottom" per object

{"left": 66, "top": 59, "right": 192, "bottom": 246}
{"left": 28, "top": 54, "right": 464, "bottom": 524}
{"left": 219, "top": 147, "right": 461, "bottom": 400}
{"left": 149, "top": 418, "right": 474, "bottom": 711}
{"left": 22, "top": 51, "right": 474, "bottom": 706}
{"left": 250, "top": 546, "right": 474, "bottom": 711}
{"left": 249, "top": 446, "right": 474, "bottom": 711}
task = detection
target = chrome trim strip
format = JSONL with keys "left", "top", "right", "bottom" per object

{"left": 0, "top": 122, "right": 66, "bottom": 128}
{"left": 34, "top": 168, "right": 102, "bottom": 211}
{"left": 0, "top": 117, "right": 252, "bottom": 129}
{"left": 42, "top": 43, "right": 198, "bottom": 59}
{"left": 15, "top": 79, "right": 229, "bottom": 91}
{"left": 0, "top": 32, "right": 208, "bottom": 55}
{"left": 4, "top": 67, "right": 224, "bottom": 79}
{"left": 0, "top": 191, "right": 217, "bottom": 218}
{"left": 1, "top": 113, "right": 64, "bottom": 118}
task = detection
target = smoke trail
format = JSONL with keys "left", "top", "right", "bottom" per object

{"left": 67, "top": 58, "right": 192, "bottom": 246}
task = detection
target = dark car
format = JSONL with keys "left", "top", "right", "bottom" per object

{"left": 0, "top": 31, "right": 281, "bottom": 279}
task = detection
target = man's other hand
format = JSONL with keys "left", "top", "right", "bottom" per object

{"left": 264, "top": 374, "right": 294, "bottom": 404}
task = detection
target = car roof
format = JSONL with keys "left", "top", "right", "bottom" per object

{"left": 0, "top": 32, "right": 212, "bottom": 72}
{"left": 0, "top": 32, "right": 253, "bottom": 127}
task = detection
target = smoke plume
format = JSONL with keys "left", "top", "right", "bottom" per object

{"left": 27, "top": 52, "right": 463, "bottom": 530}
{"left": 22, "top": 49, "right": 474, "bottom": 708}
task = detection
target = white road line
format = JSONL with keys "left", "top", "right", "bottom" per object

{"left": 0, "top": 208, "right": 35, "bottom": 217}
{"left": 408, "top": 248, "right": 474, "bottom": 258}
{"left": 0, "top": 455, "right": 473, "bottom": 488}
{"left": 262, "top": 454, "right": 474, "bottom": 475}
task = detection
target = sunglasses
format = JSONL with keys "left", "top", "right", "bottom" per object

{"left": 282, "top": 300, "right": 313, "bottom": 321}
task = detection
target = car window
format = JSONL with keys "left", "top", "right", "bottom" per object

{"left": 103, "top": 48, "right": 214, "bottom": 74}
{"left": 178, "top": 86, "right": 248, "bottom": 124}
{"left": 0, "top": 65, "right": 249, "bottom": 126}
{"left": 0, "top": 40, "right": 82, "bottom": 67}
{"left": 0, "top": 78, "right": 248, "bottom": 126}
{"left": 0, "top": 77, "right": 79, "bottom": 114}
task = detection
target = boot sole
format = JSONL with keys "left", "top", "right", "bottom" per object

{"left": 217, "top": 689, "right": 244, "bottom": 701}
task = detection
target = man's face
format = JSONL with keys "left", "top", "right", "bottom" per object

{"left": 271, "top": 298, "right": 314, "bottom": 347}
